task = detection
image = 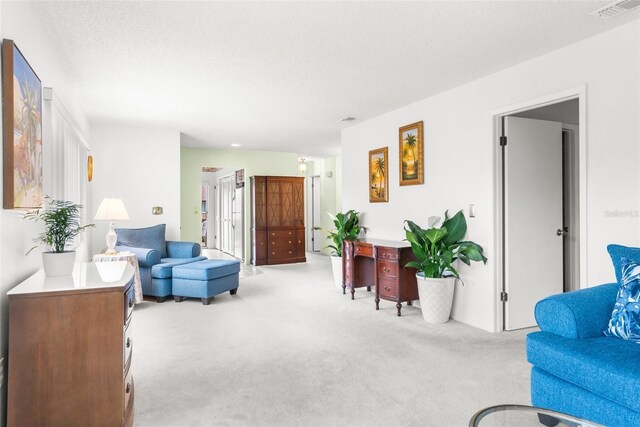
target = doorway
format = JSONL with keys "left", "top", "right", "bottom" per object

{"left": 495, "top": 94, "right": 585, "bottom": 331}
{"left": 311, "top": 176, "right": 322, "bottom": 252}
{"left": 201, "top": 167, "right": 245, "bottom": 261}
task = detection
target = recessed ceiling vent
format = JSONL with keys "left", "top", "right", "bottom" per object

{"left": 338, "top": 116, "right": 356, "bottom": 122}
{"left": 590, "top": 0, "right": 640, "bottom": 18}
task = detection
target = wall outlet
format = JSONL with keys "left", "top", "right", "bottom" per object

{"left": 152, "top": 206, "right": 163, "bottom": 215}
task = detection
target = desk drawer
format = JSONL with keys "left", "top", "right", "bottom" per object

{"left": 353, "top": 244, "right": 373, "bottom": 257}
{"left": 124, "top": 319, "right": 133, "bottom": 373}
{"left": 377, "top": 259, "right": 399, "bottom": 277}
{"left": 377, "top": 247, "right": 399, "bottom": 260}
{"left": 124, "top": 369, "right": 134, "bottom": 417}
{"left": 378, "top": 277, "right": 399, "bottom": 299}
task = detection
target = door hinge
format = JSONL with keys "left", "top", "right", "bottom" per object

{"left": 499, "top": 136, "right": 507, "bottom": 146}
{"left": 500, "top": 291, "right": 508, "bottom": 302}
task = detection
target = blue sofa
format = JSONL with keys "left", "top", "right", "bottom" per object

{"left": 527, "top": 284, "right": 640, "bottom": 426}
{"left": 115, "top": 224, "right": 206, "bottom": 302}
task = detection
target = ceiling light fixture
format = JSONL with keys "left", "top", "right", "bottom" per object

{"left": 298, "top": 158, "right": 307, "bottom": 174}
{"left": 590, "top": 0, "right": 640, "bottom": 18}
{"left": 338, "top": 116, "right": 357, "bottom": 122}
{"left": 230, "top": 143, "right": 240, "bottom": 147}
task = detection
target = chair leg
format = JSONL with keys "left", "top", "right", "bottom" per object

{"left": 230, "top": 288, "right": 238, "bottom": 295}
{"left": 202, "top": 297, "right": 213, "bottom": 305}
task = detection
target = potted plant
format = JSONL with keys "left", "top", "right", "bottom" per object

{"left": 404, "top": 210, "right": 487, "bottom": 324}
{"left": 326, "top": 210, "right": 361, "bottom": 290}
{"left": 25, "top": 197, "right": 94, "bottom": 276}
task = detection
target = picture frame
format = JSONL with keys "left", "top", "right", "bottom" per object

{"left": 368, "top": 147, "right": 388, "bottom": 203}
{"left": 399, "top": 121, "right": 424, "bottom": 186}
{"left": 2, "top": 39, "right": 43, "bottom": 209}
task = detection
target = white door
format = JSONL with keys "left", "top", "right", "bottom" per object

{"left": 505, "top": 116, "right": 563, "bottom": 330}
{"left": 311, "top": 176, "right": 321, "bottom": 252}
{"left": 220, "top": 175, "right": 234, "bottom": 255}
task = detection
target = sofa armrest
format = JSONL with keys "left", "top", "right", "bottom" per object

{"left": 534, "top": 283, "right": 618, "bottom": 339}
{"left": 166, "top": 241, "right": 201, "bottom": 258}
{"left": 115, "top": 245, "right": 161, "bottom": 268}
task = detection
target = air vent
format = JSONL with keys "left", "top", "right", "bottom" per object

{"left": 338, "top": 116, "right": 356, "bottom": 122}
{"left": 591, "top": 0, "right": 640, "bottom": 18}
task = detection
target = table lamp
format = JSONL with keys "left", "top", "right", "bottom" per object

{"left": 94, "top": 198, "right": 130, "bottom": 255}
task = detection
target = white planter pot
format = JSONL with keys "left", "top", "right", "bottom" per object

{"left": 330, "top": 255, "right": 343, "bottom": 290}
{"left": 42, "top": 251, "right": 76, "bottom": 277}
{"left": 416, "top": 275, "right": 455, "bottom": 324}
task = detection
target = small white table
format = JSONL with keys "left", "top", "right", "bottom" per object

{"left": 93, "top": 252, "right": 143, "bottom": 303}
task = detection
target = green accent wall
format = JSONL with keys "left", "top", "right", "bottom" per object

{"left": 181, "top": 147, "right": 299, "bottom": 263}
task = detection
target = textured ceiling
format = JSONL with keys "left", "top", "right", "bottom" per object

{"left": 34, "top": 1, "right": 638, "bottom": 157}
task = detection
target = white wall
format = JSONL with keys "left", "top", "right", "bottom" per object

{"left": 91, "top": 126, "right": 181, "bottom": 254}
{"left": 307, "top": 156, "right": 342, "bottom": 255}
{"left": 342, "top": 20, "right": 640, "bottom": 332}
{"left": 0, "top": 1, "right": 91, "bottom": 418}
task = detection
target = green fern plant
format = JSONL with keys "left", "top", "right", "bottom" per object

{"left": 326, "top": 210, "right": 361, "bottom": 257}
{"left": 24, "top": 197, "right": 94, "bottom": 254}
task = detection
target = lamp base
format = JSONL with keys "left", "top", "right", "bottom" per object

{"left": 106, "top": 222, "right": 118, "bottom": 255}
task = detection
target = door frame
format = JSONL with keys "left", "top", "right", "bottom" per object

{"left": 218, "top": 173, "right": 236, "bottom": 256}
{"left": 491, "top": 86, "right": 587, "bottom": 332}
{"left": 310, "top": 175, "right": 321, "bottom": 252}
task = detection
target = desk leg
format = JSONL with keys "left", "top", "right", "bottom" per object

{"left": 342, "top": 284, "right": 346, "bottom": 295}
{"left": 375, "top": 297, "right": 380, "bottom": 310}
{"left": 396, "top": 302, "right": 402, "bottom": 317}
{"left": 350, "top": 288, "right": 355, "bottom": 300}
{"left": 407, "top": 300, "right": 413, "bottom": 306}
{"left": 366, "top": 286, "right": 371, "bottom": 292}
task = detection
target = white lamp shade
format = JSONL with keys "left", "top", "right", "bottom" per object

{"left": 94, "top": 198, "right": 130, "bottom": 221}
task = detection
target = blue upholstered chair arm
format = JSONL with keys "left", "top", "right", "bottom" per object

{"left": 115, "top": 245, "right": 161, "bottom": 268}
{"left": 166, "top": 241, "right": 201, "bottom": 258}
{"left": 534, "top": 283, "right": 618, "bottom": 339}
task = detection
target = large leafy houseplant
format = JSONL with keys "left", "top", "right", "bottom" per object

{"left": 25, "top": 197, "right": 94, "bottom": 254}
{"left": 404, "top": 210, "right": 486, "bottom": 324}
{"left": 326, "top": 210, "right": 361, "bottom": 257}
{"left": 404, "top": 210, "right": 487, "bottom": 279}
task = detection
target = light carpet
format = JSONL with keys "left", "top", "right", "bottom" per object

{"left": 132, "top": 253, "right": 531, "bottom": 426}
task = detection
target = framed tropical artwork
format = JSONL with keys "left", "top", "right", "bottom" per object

{"left": 369, "top": 147, "right": 388, "bottom": 203}
{"left": 2, "top": 39, "right": 43, "bottom": 209}
{"left": 399, "top": 121, "right": 424, "bottom": 186}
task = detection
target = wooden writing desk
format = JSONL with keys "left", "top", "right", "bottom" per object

{"left": 342, "top": 239, "right": 419, "bottom": 316}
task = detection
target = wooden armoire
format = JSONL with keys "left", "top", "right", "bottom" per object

{"left": 251, "top": 176, "right": 306, "bottom": 265}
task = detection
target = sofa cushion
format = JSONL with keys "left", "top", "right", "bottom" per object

{"left": 116, "top": 224, "right": 168, "bottom": 258}
{"left": 605, "top": 259, "right": 640, "bottom": 343}
{"left": 173, "top": 259, "right": 241, "bottom": 281}
{"left": 607, "top": 244, "right": 640, "bottom": 285}
{"left": 527, "top": 331, "right": 640, "bottom": 412}
{"left": 151, "top": 256, "right": 207, "bottom": 279}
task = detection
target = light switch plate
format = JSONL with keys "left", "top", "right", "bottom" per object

{"left": 469, "top": 204, "right": 476, "bottom": 218}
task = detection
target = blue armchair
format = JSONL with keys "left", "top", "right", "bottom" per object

{"left": 527, "top": 284, "right": 640, "bottom": 426}
{"left": 115, "top": 224, "right": 206, "bottom": 302}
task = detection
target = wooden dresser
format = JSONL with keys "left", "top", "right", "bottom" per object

{"left": 7, "top": 262, "right": 136, "bottom": 427}
{"left": 251, "top": 176, "right": 306, "bottom": 265}
{"left": 343, "top": 239, "right": 418, "bottom": 316}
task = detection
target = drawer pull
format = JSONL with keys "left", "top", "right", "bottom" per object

{"left": 384, "top": 286, "right": 391, "bottom": 292}
{"left": 288, "top": 251, "right": 292, "bottom": 255}
{"left": 272, "top": 252, "right": 276, "bottom": 255}
{"left": 126, "top": 383, "right": 131, "bottom": 393}
{"left": 128, "top": 298, "right": 133, "bottom": 308}
{"left": 126, "top": 337, "right": 132, "bottom": 348}
{"left": 298, "top": 240, "right": 301, "bottom": 244}
{"left": 272, "top": 241, "right": 275, "bottom": 245}
{"left": 288, "top": 241, "right": 292, "bottom": 244}
{"left": 272, "top": 233, "right": 275, "bottom": 236}
{"left": 289, "top": 232, "right": 292, "bottom": 235}
{"left": 382, "top": 253, "right": 389, "bottom": 258}
{"left": 355, "top": 248, "right": 360, "bottom": 252}
{"left": 383, "top": 267, "right": 391, "bottom": 273}
{"left": 260, "top": 242, "right": 263, "bottom": 246}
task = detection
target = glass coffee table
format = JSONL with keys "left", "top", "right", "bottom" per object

{"left": 469, "top": 404, "right": 604, "bottom": 427}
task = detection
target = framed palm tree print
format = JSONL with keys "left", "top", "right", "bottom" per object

{"left": 2, "top": 39, "right": 43, "bottom": 209}
{"left": 369, "top": 147, "right": 388, "bottom": 203}
{"left": 399, "top": 121, "right": 423, "bottom": 186}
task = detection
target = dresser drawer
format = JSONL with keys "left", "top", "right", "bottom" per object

{"left": 124, "top": 370, "right": 134, "bottom": 417}
{"left": 269, "top": 230, "right": 295, "bottom": 239}
{"left": 353, "top": 244, "right": 373, "bottom": 257}
{"left": 124, "top": 319, "right": 133, "bottom": 373}
{"left": 124, "top": 283, "right": 134, "bottom": 324}
{"left": 377, "top": 259, "right": 399, "bottom": 277}
{"left": 378, "top": 277, "right": 399, "bottom": 299}
{"left": 377, "top": 247, "right": 399, "bottom": 260}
